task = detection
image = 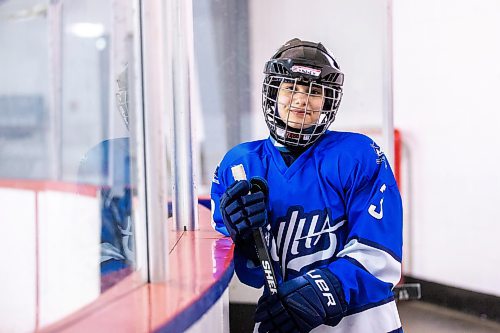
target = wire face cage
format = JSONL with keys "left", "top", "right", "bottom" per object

{"left": 262, "top": 75, "right": 343, "bottom": 147}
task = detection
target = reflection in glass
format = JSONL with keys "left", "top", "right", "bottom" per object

{"left": 0, "top": 0, "right": 143, "bottom": 331}
{"left": 78, "top": 135, "right": 134, "bottom": 290}
{"left": 77, "top": 65, "right": 135, "bottom": 290}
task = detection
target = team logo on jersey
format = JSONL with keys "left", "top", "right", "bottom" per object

{"left": 273, "top": 206, "right": 345, "bottom": 278}
{"left": 371, "top": 141, "right": 387, "bottom": 168}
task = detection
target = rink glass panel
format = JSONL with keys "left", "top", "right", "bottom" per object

{"left": 0, "top": 0, "right": 146, "bottom": 330}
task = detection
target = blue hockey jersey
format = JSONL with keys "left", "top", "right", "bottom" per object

{"left": 211, "top": 131, "right": 403, "bottom": 332}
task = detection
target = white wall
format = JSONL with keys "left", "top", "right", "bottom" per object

{"left": 248, "top": 0, "right": 391, "bottom": 142}
{"left": 393, "top": 0, "right": 500, "bottom": 296}
{"left": 0, "top": 185, "right": 100, "bottom": 332}
{"left": 38, "top": 190, "right": 101, "bottom": 326}
{"left": 0, "top": 189, "right": 37, "bottom": 333}
{"left": 187, "top": 290, "right": 230, "bottom": 333}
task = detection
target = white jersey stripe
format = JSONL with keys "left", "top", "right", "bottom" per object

{"left": 336, "top": 239, "right": 401, "bottom": 286}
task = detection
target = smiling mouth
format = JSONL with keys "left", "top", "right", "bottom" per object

{"left": 290, "top": 109, "right": 310, "bottom": 115}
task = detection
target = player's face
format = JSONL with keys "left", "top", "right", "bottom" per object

{"left": 277, "top": 81, "right": 324, "bottom": 129}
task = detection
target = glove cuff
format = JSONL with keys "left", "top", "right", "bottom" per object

{"left": 303, "top": 268, "right": 346, "bottom": 323}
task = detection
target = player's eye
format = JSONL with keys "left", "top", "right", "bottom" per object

{"left": 281, "top": 85, "right": 294, "bottom": 91}
{"left": 311, "top": 88, "right": 322, "bottom": 95}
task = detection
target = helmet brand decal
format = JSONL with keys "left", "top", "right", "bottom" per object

{"left": 291, "top": 65, "right": 321, "bottom": 77}
{"left": 285, "top": 132, "right": 300, "bottom": 140}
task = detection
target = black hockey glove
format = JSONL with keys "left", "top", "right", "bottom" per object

{"left": 255, "top": 293, "right": 299, "bottom": 333}
{"left": 255, "top": 268, "right": 346, "bottom": 333}
{"left": 219, "top": 177, "right": 269, "bottom": 242}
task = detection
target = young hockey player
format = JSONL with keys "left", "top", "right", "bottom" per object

{"left": 211, "top": 38, "right": 403, "bottom": 332}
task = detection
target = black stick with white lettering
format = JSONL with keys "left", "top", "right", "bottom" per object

{"left": 252, "top": 228, "right": 278, "bottom": 294}
{"left": 231, "top": 165, "right": 278, "bottom": 295}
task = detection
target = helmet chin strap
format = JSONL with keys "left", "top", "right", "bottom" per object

{"left": 272, "top": 103, "right": 316, "bottom": 148}
{"left": 269, "top": 135, "right": 289, "bottom": 152}
{"left": 269, "top": 136, "right": 307, "bottom": 168}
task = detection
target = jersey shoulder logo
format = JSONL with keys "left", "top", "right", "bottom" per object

{"left": 370, "top": 141, "right": 387, "bottom": 168}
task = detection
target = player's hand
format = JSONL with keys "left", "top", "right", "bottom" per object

{"left": 255, "top": 268, "right": 346, "bottom": 333}
{"left": 255, "top": 293, "right": 300, "bottom": 333}
{"left": 220, "top": 177, "right": 268, "bottom": 242}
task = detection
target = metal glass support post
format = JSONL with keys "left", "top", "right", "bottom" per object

{"left": 47, "top": 0, "right": 63, "bottom": 180}
{"left": 382, "top": 0, "right": 395, "bottom": 167}
{"left": 140, "top": 0, "right": 170, "bottom": 282}
{"left": 129, "top": 0, "right": 149, "bottom": 283}
{"left": 170, "top": 0, "right": 198, "bottom": 231}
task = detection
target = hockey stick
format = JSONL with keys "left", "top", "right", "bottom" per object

{"left": 231, "top": 164, "right": 278, "bottom": 295}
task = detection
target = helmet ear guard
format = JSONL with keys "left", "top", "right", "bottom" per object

{"left": 262, "top": 39, "right": 344, "bottom": 148}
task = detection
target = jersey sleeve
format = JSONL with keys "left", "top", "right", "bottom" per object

{"left": 327, "top": 138, "right": 403, "bottom": 310}
{"left": 210, "top": 163, "right": 230, "bottom": 237}
{"left": 210, "top": 159, "right": 267, "bottom": 289}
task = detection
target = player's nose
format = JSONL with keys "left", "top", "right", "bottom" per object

{"left": 292, "top": 91, "right": 308, "bottom": 106}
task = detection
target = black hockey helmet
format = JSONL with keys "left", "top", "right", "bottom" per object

{"left": 262, "top": 38, "right": 344, "bottom": 147}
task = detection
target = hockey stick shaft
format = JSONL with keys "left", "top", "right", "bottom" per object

{"left": 231, "top": 165, "right": 278, "bottom": 294}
